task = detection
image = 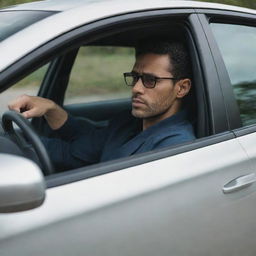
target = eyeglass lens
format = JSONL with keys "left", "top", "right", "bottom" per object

{"left": 125, "top": 73, "right": 156, "bottom": 88}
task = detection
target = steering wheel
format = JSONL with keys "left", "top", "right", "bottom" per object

{"left": 2, "top": 110, "right": 54, "bottom": 175}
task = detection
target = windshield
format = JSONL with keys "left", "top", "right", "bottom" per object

{"left": 0, "top": 11, "right": 55, "bottom": 42}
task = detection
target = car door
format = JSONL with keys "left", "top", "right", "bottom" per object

{"left": 0, "top": 133, "right": 253, "bottom": 256}
{"left": 1, "top": 7, "right": 256, "bottom": 256}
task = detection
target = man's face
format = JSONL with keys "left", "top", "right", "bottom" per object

{"left": 131, "top": 53, "right": 180, "bottom": 120}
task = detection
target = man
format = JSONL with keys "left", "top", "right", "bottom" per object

{"left": 8, "top": 40, "right": 195, "bottom": 171}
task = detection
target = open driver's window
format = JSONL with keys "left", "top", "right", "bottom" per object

{"left": 64, "top": 46, "right": 135, "bottom": 104}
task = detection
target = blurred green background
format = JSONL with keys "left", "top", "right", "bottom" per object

{"left": 0, "top": 0, "right": 33, "bottom": 8}
{"left": 0, "top": 0, "right": 256, "bottom": 9}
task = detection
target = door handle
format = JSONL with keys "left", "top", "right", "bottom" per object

{"left": 223, "top": 173, "right": 256, "bottom": 194}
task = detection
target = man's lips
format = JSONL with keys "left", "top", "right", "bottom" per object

{"left": 132, "top": 98, "right": 146, "bottom": 107}
{"left": 132, "top": 98, "right": 145, "bottom": 104}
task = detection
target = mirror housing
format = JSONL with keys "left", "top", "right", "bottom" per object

{"left": 0, "top": 154, "right": 46, "bottom": 213}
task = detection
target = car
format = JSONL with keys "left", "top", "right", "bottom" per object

{"left": 0, "top": 0, "right": 256, "bottom": 255}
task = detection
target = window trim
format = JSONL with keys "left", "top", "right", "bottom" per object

{"left": 197, "top": 13, "right": 242, "bottom": 131}
{"left": 188, "top": 13, "right": 229, "bottom": 135}
{"left": 196, "top": 9, "right": 256, "bottom": 25}
{"left": 233, "top": 125, "right": 256, "bottom": 137}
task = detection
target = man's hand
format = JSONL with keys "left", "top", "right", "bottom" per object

{"left": 8, "top": 95, "right": 68, "bottom": 130}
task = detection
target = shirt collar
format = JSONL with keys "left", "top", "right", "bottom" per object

{"left": 137, "top": 109, "right": 188, "bottom": 136}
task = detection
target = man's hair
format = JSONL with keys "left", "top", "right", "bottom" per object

{"left": 135, "top": 40, "right": 192, "bottom": 79}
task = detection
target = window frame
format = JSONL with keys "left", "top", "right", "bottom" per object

{"left": 198, "top": 9, "right": 256, "bottom": 134}
{"left": 37, "top": 13, "right": 216, "bottom": 137}
{"left": 0, "top": 8, "right": 234, "bottom": 186}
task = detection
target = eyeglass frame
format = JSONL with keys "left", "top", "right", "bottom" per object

{"left": 123, "top": 71, "right": 180, "bottom": 89}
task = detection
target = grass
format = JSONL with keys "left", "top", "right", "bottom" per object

{"left": 13, "top": 46, "right": 135, "bottom": 100}
{"left": 15, "top": 64, "right": 49, "bottom": 88}
{"left": 68, "top": 49, "right": 134, "bottom": 96}
{"left": 0, "top": 0, "right": 39, "bottom": 8}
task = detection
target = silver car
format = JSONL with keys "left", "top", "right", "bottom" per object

{"left": 0, "top": 0, "right": 256, "bottom": 255}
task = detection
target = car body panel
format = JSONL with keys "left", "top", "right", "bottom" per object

{"left": 0, "top": 137, "right": 255, "bottom": 255}
{"left": 236, "top": 132, "right": 256, "bottom": 167}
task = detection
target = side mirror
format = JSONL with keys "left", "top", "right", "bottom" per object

{"left": 0, "top": 154, "right": 46, "bottom": 213}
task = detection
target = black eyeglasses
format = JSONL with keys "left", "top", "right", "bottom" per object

{"left": 123, "top": 72, "right": 178, "bottom": 89}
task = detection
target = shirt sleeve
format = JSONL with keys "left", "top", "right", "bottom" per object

{"left": 41, "top": 115, "right": 109, "bottom": 171}
{"left": 53, "top": 115, "right": 90, "bottom": 141}
{"left": 41, "top": 137, "right": 90, "bottom": 171}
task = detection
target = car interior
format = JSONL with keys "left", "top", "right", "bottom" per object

{"left": 0, "top": 17, "right": 210, "bottom": 176}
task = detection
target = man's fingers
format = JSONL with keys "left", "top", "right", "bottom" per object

{"left": 8, "top": 95, "right": 52, "bottom": 119}
{"left": 8, "top": 96, "right": 27, "bottom": 112}
{"left": 8, "top": 100, "right": 19, "bottom": 111}
{"left": 22, "top": 108, "right": 39, "bottom": 119}
{"left": 8, "top": 95, "right": 34, "bottom": 114}
{"left": 8, "top": 105, "right": 21, "bottom": 112}
{"left": 21, "top": 111, "right": 30, "bottom": 119}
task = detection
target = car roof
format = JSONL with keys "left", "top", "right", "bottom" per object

{"left": 0, "top": 0, "right": 255, "bottom": 73}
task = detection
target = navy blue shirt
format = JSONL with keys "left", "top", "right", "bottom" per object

{"left": 42, "top": 110, "right": 195, "bottom": 171}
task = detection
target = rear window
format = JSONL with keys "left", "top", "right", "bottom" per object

{"left": 0, "top": 11, "right": 55, "bottom": 42}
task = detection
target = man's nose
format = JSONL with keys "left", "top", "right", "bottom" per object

{"left": 132, "top": 77, "right": 145, "bottom": 94}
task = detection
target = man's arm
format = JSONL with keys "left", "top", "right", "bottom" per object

{"left": 8, "top": 95, "right": 112, "bottom": 170}
{"left": 8, "top": 94, "right": 67, "bottom": 130}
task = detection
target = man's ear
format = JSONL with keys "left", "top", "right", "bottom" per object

{"left": 176, "top": 79, "right": 191, "bottom": 99}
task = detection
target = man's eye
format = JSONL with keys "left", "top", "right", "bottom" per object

{"left": 145, "top": 76, "right": 156, "bottom": 83}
